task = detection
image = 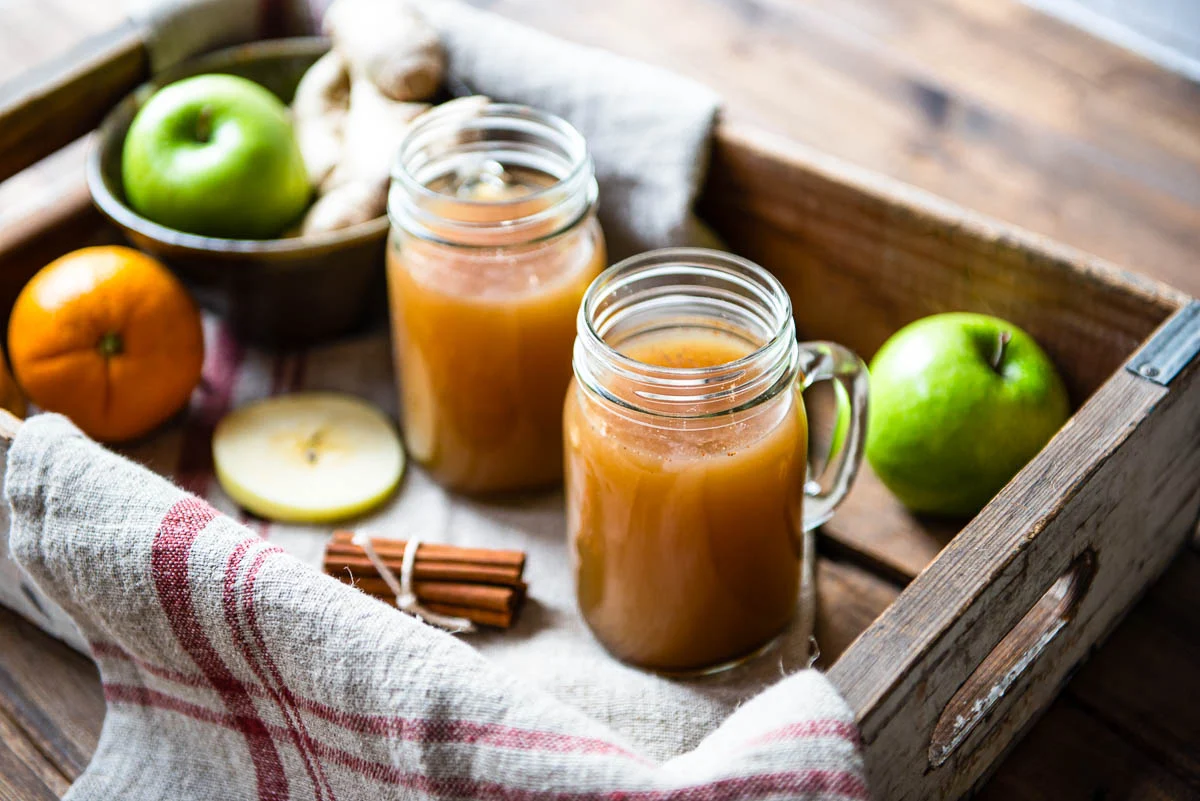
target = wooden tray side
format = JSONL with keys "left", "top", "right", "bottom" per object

{"left": 5, "top": 22, "right": 1199, "bottom": 801}
{"left": 0, "top": 20, "right": 149, "bottom": 185}
{"left": 832, "top": 353, "right": 1200, "bottom": 799}
{"left": 700, "top": 121, "right": 1186, "bottom": 404}
{"left": 699, "top": 124, "right": 1200, "bottom": 798}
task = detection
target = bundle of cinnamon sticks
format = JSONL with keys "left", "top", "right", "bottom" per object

{"left": 322, "top": 531, "right": 527, "bottom": 628}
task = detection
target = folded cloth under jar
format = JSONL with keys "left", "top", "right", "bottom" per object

{"left": 6, "top": 412, "right": 866, "bottom": 800}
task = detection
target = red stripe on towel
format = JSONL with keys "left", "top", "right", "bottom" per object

{"left": 104, "top": 680, "right": 870, "bottom": 801}
{"left": 93, "top": 639, "right": 645, "bottom": 760}
{"left": 226, "top": 541, "right": 336, "bottom": 800}
{"left": 91, "top": 641, "right": 209, "bottom": 690}
{"left": 92, "top": 640, "right": 862, "bottom": 762}
{"left": 293, "top": 700, "right": 649, "bottom": 760}
{"left": 243, "top": 545, "right": 336, "bottom": 798}
{"left": 150, "top": 498, "right": 289, "bottom": 801}
{"left": 749, "top": 719, "right": 862, "bottom": 747}
{"left": 105, "top": 683, "right": 234, "bottom": 728}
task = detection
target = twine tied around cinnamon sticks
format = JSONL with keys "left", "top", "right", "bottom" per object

{"left": 352, "top": 533, "right": 474, "bottom": 633}
{"left": 323, "top": 531, "right": 527, "bottom": 630}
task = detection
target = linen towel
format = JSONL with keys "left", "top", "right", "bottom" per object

{"left": 0, "top": 1, "right": 866, "bottom": 795}
{"left": 4, "top": 318, "right": 838, "bottom": 759}
{"left": 6, "top": 409, "right": 866, "bottom": 800}
{"left": 123, "top": 0, "right": 721, "bottom": 259}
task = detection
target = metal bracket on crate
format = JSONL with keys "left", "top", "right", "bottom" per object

{"left": 1125, "top": 300, "right": 1200, "bottom": 387}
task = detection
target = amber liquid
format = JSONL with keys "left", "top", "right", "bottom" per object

{"left": 564, "top": 328, "right": 808, "bottom": 672}
{"left": 388, "top": 172, "right": 605, "bottom": 493}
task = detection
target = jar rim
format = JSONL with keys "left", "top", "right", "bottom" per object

{"left": 574, "top": 248, "right": 799, "bottom": 419}
{"left": 388, "top": 101, "right": 597, "bottom": 248}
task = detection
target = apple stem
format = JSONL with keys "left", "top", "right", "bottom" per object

{"left": 991, "top": 331, "right": 1012, "bottom": 373}
{"left": 195, "top": 106, "right": 214, "bottom": 144}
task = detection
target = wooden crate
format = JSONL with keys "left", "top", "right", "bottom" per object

{"left": 2, "top": 22, "right": 1199, "bottom": 800}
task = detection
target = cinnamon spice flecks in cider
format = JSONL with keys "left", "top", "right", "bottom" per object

{"left": 564, "top": 327, "right": 808, "bottom": 672}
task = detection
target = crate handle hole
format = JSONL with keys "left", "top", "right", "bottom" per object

{"left": 928, "top": 549, "right": 1096, "bottom": 768}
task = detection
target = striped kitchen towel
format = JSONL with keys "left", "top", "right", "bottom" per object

{"left": 6, "top": 411, "right": 867, "bottom": 800}
{"left": 2, "top": 315, "right": 850, "bottom": 768}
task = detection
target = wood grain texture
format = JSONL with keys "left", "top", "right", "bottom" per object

{"left": 820, "top": 466, "right": 957, "bottom": 583}
{"left": 976, "top": 700, "right": 1197, "bottom": 801}
{"left": 928, "top": 549, "right": 1096, "bottom": 768}
{"left": 701, "top": 122, "right": 1184, "bottom": 403}
{"left": 0, "top": 710, "right": 68, "bottom": 801}
{"left": 0, "top": 196, "right": 120, "bottom": 335}
{"left": 5, "top": 0, "right": 1200, "bottom": 295}
{"left": 0, "top": 608, "right": 104, "bottom": 781}
{"left": 986, "top": 553, "right": 1200, "bottom": 799}
{"left": 464, "top": 0, "right": 1200, "bottom": 297}
{"left": 1066, "top": 550, "right": 1200, "bottom": 789}
{"left": 0, "top": 19, "right": 148, "bottom": 184}
{"left": 0, "top": 0, "right": 127, "bottom": 86}
{"left": 830, "top": 352, "right": 1200, "bottom": 799}
{"left": 813, "top": 555, "right": 902, "bottom": 667}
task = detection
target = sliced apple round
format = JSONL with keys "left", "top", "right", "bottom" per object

{"left": 213, "top": 392, "right": 404, "bottom": 523}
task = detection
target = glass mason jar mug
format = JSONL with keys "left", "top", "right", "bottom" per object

{"left": 564, "top": 249, "right": 869, "bottom": 673}
{"left": 387, "top": 101, "right": 606, "bottom": 493}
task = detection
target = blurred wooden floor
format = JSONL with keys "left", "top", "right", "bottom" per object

{"left": 0, "top": 0, "right": 1198, "bottom": 799}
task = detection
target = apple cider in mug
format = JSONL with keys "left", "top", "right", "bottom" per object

{"left": 565, "top": 250, "right": 869, "bottom": 673}
{"left": 387, "top": 102, "right": 605, "bottom": 493}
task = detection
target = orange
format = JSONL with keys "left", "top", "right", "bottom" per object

{"left": 7, "top": 246, "right": 204, "bottom": 442}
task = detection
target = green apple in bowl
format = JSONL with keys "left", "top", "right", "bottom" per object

{"left": 122, "top": 74, "right": 311, "bottom": 239}
{"left": 866, "top": 312, "right": 1070, "bottom": 517}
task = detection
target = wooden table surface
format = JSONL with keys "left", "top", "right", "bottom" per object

{"left": 0, "top": 0, "right": 1198, "bottom": 798}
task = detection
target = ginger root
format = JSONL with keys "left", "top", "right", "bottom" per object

{"left": 291, "top": 0, "right": 444, "bottom": 235}
{"left": 323, "top": 0, "right": 444, "bottom": 102}
{"left": 292, "top": 51, "right": 351, "bottom": 188}
{"left": 298, "top": 181, "right": 388, "bottom": 236}
{"left": 296, "top": 80, "right": 428, "bottom": 235}
{"left": 326, "top": 79, "right": 429, "bottom": 193}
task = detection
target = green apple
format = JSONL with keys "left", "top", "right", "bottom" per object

{"left": 828, "top": 378, "right": 851, "bottom": 463}
{"left": 122, "top": 74, "right": 310, "bottom": 239}
{"left": 866, "top": 312, "right": 1070, "bottom": 517}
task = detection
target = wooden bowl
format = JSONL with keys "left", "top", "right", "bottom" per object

{"left": 87, "top": 38, "right": 388, "bottom": 347}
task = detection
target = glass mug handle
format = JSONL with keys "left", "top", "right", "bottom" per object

{"left": 796, "top": 341, "right": 870, "bottom": 531}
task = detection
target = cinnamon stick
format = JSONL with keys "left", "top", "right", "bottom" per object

{"left": 324, "top": 556, "right": 523, "bottom": 587}
{"left": 425, "top": 602, "right": 512, "bottom": 629}
{"left": 379, "top": 596, "right": 514, "bottom": 629}
{"left": 332, "top": 575, "right": 524, "bottom": 614}
{"left": 323, "top": 531, "right": 527, "bottom": 629}
{"left": 330, "top": 530, "right": 525, "bottom": 569}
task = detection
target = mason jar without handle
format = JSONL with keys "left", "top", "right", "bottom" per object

{"left": 564, "top": 248, "right": 869, "bottom": 674}
{"left": 387, "top": 101, "right": 606, "bottom": 493}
